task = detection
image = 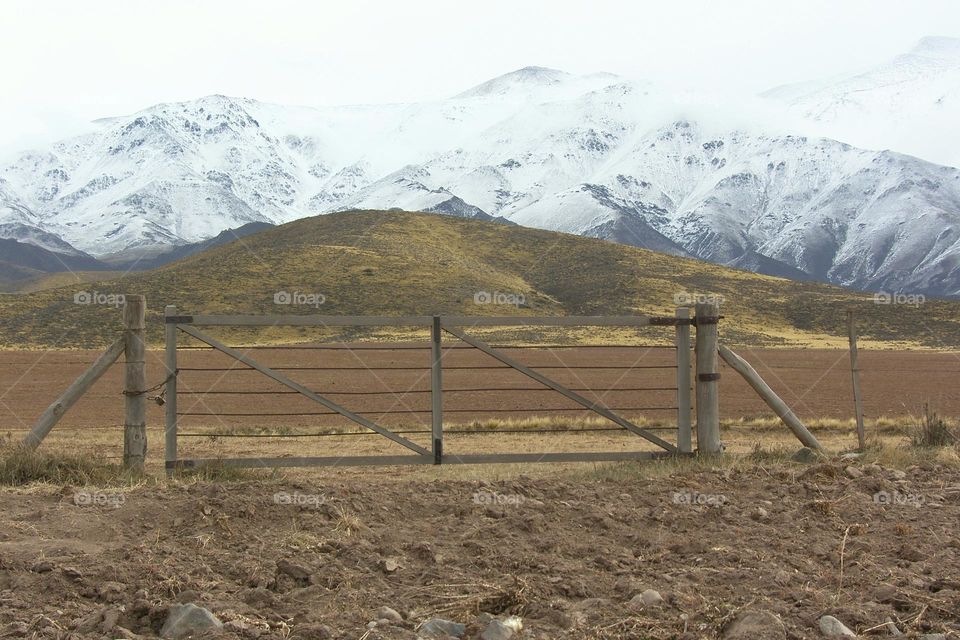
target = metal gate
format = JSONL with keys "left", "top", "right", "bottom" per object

{"left": 162, "top": 309, "right": 714, "bottom": 472}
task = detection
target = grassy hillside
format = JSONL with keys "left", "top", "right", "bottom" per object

{"left": 1, "top": 210, "right": 959, "bottom": 348}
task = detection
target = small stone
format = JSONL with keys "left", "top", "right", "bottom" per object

{"left": 376, "top": 606, "right": 403, "bottom": 624}
{"left": 819, "top": 615, "right": 856, "bottom": 637}
{"left": 890, "top": 469, "right": 907, "bottom": 480}
{"left": 481, "top": 620, "right": 513, "bottom": 640}
{"left": 751, "top": 507, "right": 770, "bottom": 521}
{"left": 418, "top": 617, "right": 466, "bottom": 638}
{"left": 844, "top": 466, "right": 864, "bottom": 479}
{"left": 629, "top": 589, "right": 663, "bottom": 608}
{"left": 791, "top": 447, "right": 821, "bottom": 463}
{"left": 31, "top": 561, "right": 54, "bottom": 573}
{"left": 382, "top": 557, "right": 401, "bottom": 573}
{"left": 61, "top": 566, "right": 83, "bottom": 581}
{"left": 723, "top": 610, "right": 786, "bottom": 640}
{"left": 160, "top": 603, "right": 223, "bottom": 640}
{"left": 276, "top": 559, "right": 312, "bottom": 582}
{"left": 366, "top": 621, "right": 377, "bottom": 629}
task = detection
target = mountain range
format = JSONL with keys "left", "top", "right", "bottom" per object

{"left": 5, "top": 210, "right": 960, "bottom": 349}
{"left": 2, "top": 37, "right": 960, "bottom": 297}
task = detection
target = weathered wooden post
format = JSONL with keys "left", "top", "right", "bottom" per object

{"left": 718, "top": 345, "right": 823, "bottom": 451}
{"left": 164, "top": 305, "right": 179, "bottom": 475}
{"left": 431, "top": 315, "right": 443, "bottom": 464}
{"left": 675, "top": 307, "right": 692, "bottom": 453}
{"left": 695, "top": 301, "right": 721, "bottom": 454}
{"left": 24, "top": 339, "right": 125, "bottom": 450}
{"left": 123, "top": 295, "right": 147, "bottom": 470}
{"left": 847, "top": 310, "right": 866, "bottom": 450}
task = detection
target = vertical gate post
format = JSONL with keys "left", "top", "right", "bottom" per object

{"left": 431, "top": 315, "right": 443, "bottom": 464}
{"left": 694, "top": 301, "right": 721, "bottom": 454}
{"left": 164, "top": 305, "right": 179, "bottom": 475}
{"left": 847, "top": 310, "right": 866, "bottom": 450}
{"left": 675, "top": 307, "right": 692, "bottom": 453}
{"left": 123, "top": 295, "right": 147, "bottom": 470}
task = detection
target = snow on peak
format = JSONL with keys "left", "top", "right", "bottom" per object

{"left": 910, "top": 36, "right": 960, "bottom": 59}
{"left": 456, "top": 66, "right": 571, "bottom": 97}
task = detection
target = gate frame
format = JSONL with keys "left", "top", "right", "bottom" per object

{"left": 163, "top": 307, "right": 717, "bottom": 472}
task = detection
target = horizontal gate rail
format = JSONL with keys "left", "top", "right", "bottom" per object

{"left": 167, "top": 314, "right": 690, "bottom": 327}
{"left": 168, "top": 451, "right": 670, "bottom": 471}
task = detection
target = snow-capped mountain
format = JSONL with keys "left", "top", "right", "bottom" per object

{"left": 3, "top": 42, "right": 960, "bottom": 297}
{"left": 764, "top": 36, "right": 960, "bottom": 169}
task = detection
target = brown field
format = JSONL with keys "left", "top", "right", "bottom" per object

{"left": 1, "top": 345, "right": 956, "bottom": 459}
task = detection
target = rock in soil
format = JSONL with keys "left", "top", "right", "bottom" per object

{"left": 791, "top": 447, "right": 822, "bottom": 463}
{"left": 418, "top": 617, "right": 466, "bottom": 638}
{"left": 160, "top": 603, "right": 224, "bottom": 640}
{"left": 723, "top": 610, "right": 786, "bottom": 639}
{"left": 629, "top": 588, "right": 664, "bottom": 608}
{"left": 377, "top": 606, "right": 404, "bottom": 624}
{"left": 819, "top": 615, "right": 857, "bottom": 637}
{"left": 844, "top": 466, "right": 864, "bottom": 479}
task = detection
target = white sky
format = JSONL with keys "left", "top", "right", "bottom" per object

{"left": 1, "top": 0, "right": 958, "bottom": 151}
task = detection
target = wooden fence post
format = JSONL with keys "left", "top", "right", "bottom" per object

{"left": 847, "top": 310, "right": 866, "bottom": 450}
{"left": 431, "top": 315, "right": 443, "bottom": 464}
{"left": 675, "top": 307, "right": 692, "bottom": 453}
{"left": 695, "top": 301, "right": 721, "bottom": 454}
{"left": 123, "top": 296, "right": 147, "bottom": 470}
{"left": 164, "top": 305, "right": 179, "bottom": 475}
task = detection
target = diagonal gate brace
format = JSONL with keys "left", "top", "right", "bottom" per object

{"left": 177, "top": 325, "right": 431, "bottom": 456}
{"left": 442, "top": 323, "right": 678, "bottom": 453}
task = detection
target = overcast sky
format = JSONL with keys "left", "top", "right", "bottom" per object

{"left": 1, "top": 0, "right": 958, "bottom": 151}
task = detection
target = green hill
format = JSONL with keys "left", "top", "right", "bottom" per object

{"left": 1, "top": 210, "right": 959, "bottom": 349}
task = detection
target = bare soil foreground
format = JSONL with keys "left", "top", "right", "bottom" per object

{"left": 0, "top": 460, "right": 957, "bottom": 639}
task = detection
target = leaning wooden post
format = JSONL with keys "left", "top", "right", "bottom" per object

{"left": 675, "top": 307, "right": 692, "bottom": 453}
{"left": 694, "top": 301, "right": 721, "bottom": 454}
{"left": 431, "top": 315, "right": 444, "bottom": 465}
{"left": 24, "top": 338, "right": 125, "bottom": 450}
{"left": 847, "top": 310, "right": 866, "bottom": 450}
{"left": 123, "top": 296, "right": 147, "bottom": 470}
{"left": 718, "top": 345, "right": 823, "bottom": 451}
{"left": 164, "top": 305, "right": 179, "bottom": 475}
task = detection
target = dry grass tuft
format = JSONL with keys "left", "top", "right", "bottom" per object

{"left": 0, "top": 444, "right": 140, "bottom": 487}
{"left": 910, "top": 404, "right": 957, "bottom": 448}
